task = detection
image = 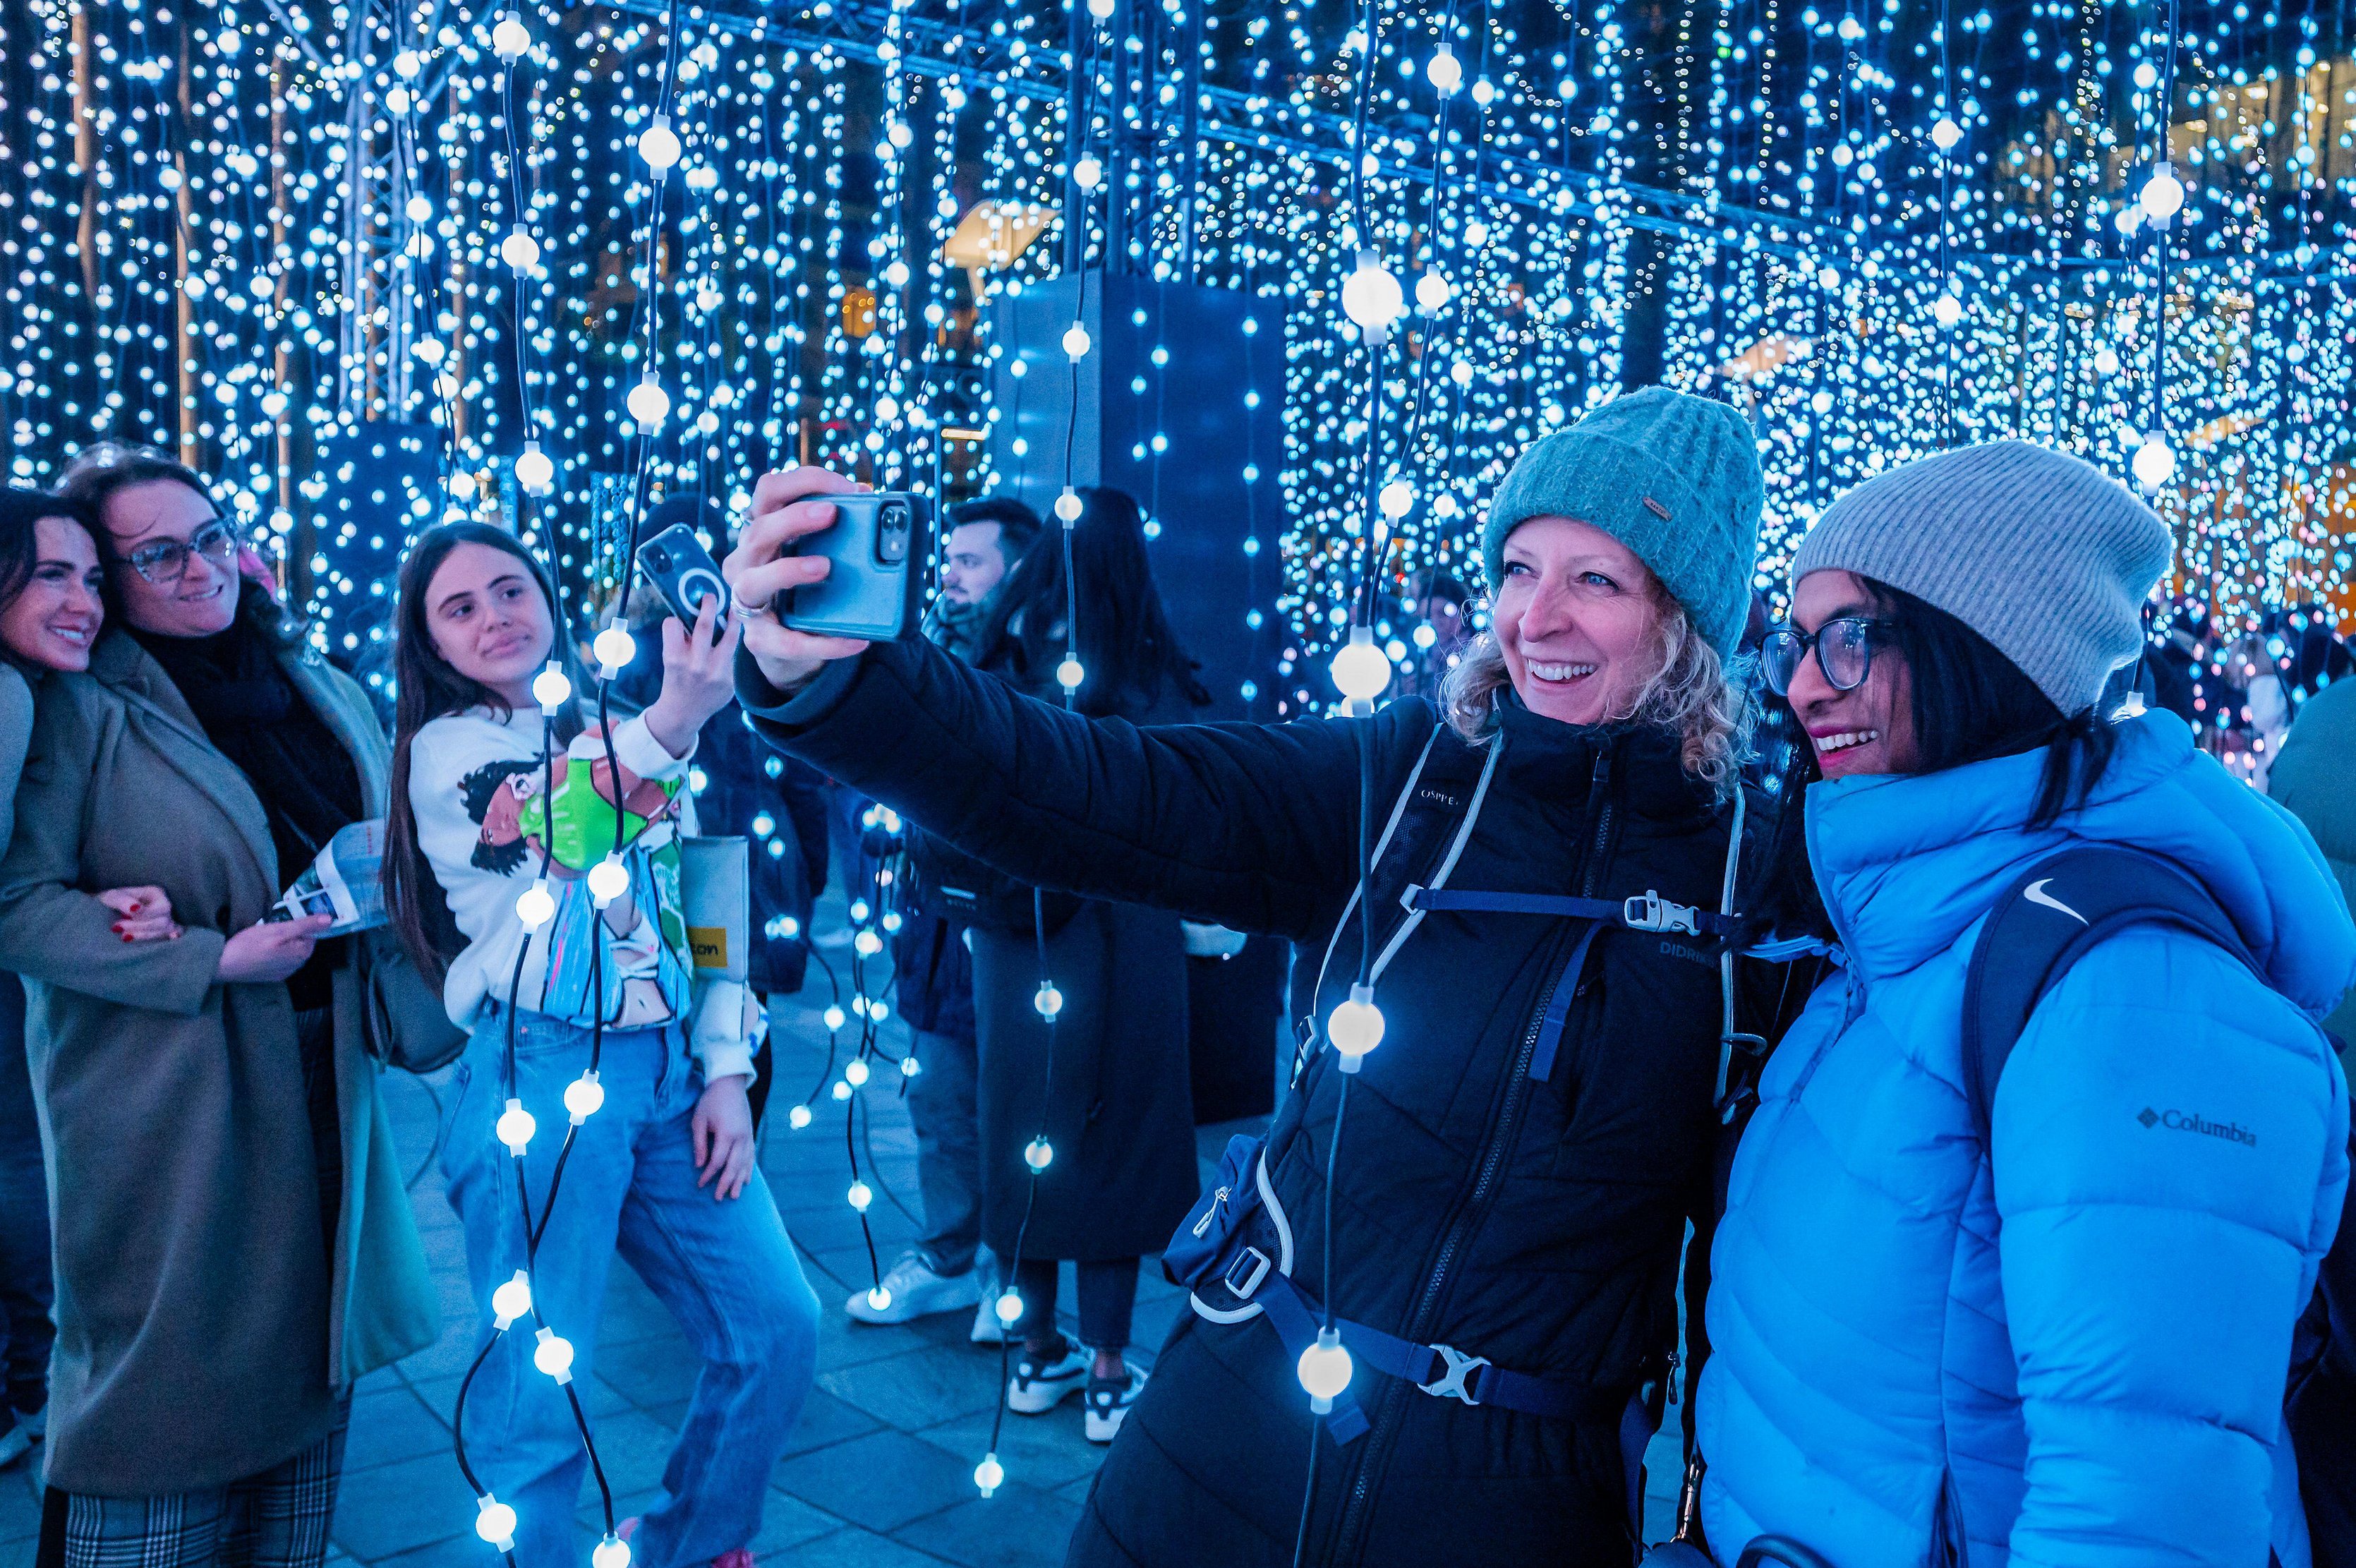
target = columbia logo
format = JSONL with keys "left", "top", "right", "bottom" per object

{"left": 2139, "top": 1106, "right": 2257, "bottom": 1147}
{"left": 2138, "top": 1108, "right": 2159, "bottom": 1128}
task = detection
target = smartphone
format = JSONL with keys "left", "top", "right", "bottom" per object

{"left": 636, "top": 524, "right": 729, "bottom": 636}
{"left": 780, "top": 491, "right": 931, "bottom": 641}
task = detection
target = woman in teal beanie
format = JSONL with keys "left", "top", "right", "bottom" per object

{"left": 723, "top": 386, "right": 1785, "bottom": 1567}
{"left": 1698, "top": 440, "right": 2352, "bottom": 1567}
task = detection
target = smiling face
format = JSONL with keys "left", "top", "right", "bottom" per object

{"left": 1787, "top": 568, "right": 1920, "bottom": 778}
{"left": 102, "top": 478, "right": 238, "bottom": 638}
{"left": 1, "top": 515, "right": 106, "bottom": 672}
{"left": 1490, "top": 515, "right": 1666, "bottom": 726}
{"left": 425, "top": 541, "right": 556, "bottom": 711}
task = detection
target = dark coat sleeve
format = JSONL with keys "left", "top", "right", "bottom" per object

{"left": 737, "top": 638, "right": 1436, "bottom": 945}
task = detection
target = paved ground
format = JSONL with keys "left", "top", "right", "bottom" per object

{"left": 0, "top": 900, "right": 1685, "bottom": 1567}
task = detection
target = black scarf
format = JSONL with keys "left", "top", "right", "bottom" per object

{"left": 132, "top": 597, "right": 363, "bottom": 888}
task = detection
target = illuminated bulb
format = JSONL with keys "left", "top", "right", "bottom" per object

{"left": 1329, "top": 627, "right": 1392, "bottom": 706}
{"left": 1811, "top": 389, "right": 1835, "bottom": 416}
{"left": 393, "top": 48, "right": 423, "bottom": 78}
{"left": 1327, "top": 984, "right": 1387, "bottom": 1071}
{"left": 823, "top": 1005, "right": 847, "bottom": 1031}
{"left": 1930, "top": 116, "right": 1962, "bottom": 152}
{"left": 787, "top": 1104, "right": 812, "bottom": 1130}
{"left": 902, "top": 1054, "right": 922, "bottom": 1078}
{"left": 1073, "top": 156, "right": 1103, "bottom": 190}
{"left": 1340, "top": 252, "right": 1404, "bottom": 334}
{"left": 500, "top": 225, "right": 540, "bottom": 272}
{"left": 626, "top": 374, "right": 670, "bottom": 427}
{"left": 593, "top": 623, "right": 636, "bottom": 671}
{"left": 853, "top": 928, "right": 884, "bottom": 957}
{"left": 532, "top": 1326, "right": 574, "bottom": 1382}
{"left": 1470, "top": 77, "right": 1495, "bottom": 107}
{"left": 1298, "top": 1327, "right": 1353, "bottom": 1414}
{"left": 490, "top": 1270, "right": 533, "bottom": 1329}
{"left": 514, "top": 440, "right": 555, "bottom": 495}
{"left": 563, "top": 1072, "right": 605, "bottom": 1123}
{"left": 1034, "top": 982, "right": 1064, "bottom": 1018}
{"left": 1062, "top": 323, "right": 1092, "bottom": 359}
{"left": 496, "top": 1098, "right": 536, "bottom": 1154}
{"left": 831, "top": 1080, "right": 853, "bottom": 1102}
{"left": 1056, "top": 656, "right": 1085, "bottom": 692}
{"left": 2093, "top": 346, "right": 2120, "bottom": 378}
{"left": 866, "top": 1286, "right": 893, "bottom": 1313}
{"left": 2133, "top": 59, "right": 2159, "bottom": 90}
{"left": 531, "top": 660, "right": 570, "bottom": 713}
{"left": 1379, "top": 480, "right": 1415, "bottom": 521}
{"left": 515, "top": 879, "right": 556, "bottom": 929}
{"left": 260, "top": 390, "right": 289, "bottom": 418}
{"left": 638, "top": 112, "right": 682, "bottom": 173}
{"left": 2139, "top": 162, "right": 2185, "bottom": 222}
{"left": 1933, "top": 294, "right": 1963, "bottom": 328}
{"left": 1463, "top": 219, "right": 1489, "bottom": 248}
{"left": 1818, "top": 265, "right": 1841, "bottom": 291}
{"left": 975, "top": 1454, "right": 1005, "bottom": 1497}
{"left": 1414, "top": 267, "right": 1450, "bottom": 313}
{"left": 586, "top": 855, "right": 629, "bottom": 906}
{"left": 405, "top": 193, "right": 433, "bottom": 224}
{"left": 2132, "top": 433, "right": 2176, "bottom": 492}
{"left": 995, "top": 1290, "right": 1024, "bottom": 1325}
{"left": 845, "top": 1059, "right": 871, "bottom": 1087}
{"left": 493, "top": 9, "right": 531, "bottom": 60}
{"left": 592, "top": 1534, "right": 632, "bottom": 1568}
{"left": 1837, "top": 13, "right": 1864, "bottom": 40}
{"left": 1025, "top": 1137, "right": 1053, "bottom": 1172}
{"left": 476, "top": 1497, "right": 519, "bottom": 1552}
{"left": 1087, "top": 0, "right": 1114, "bottom": 14}
{"left": 2115, "top": 206, "right": 2144, "bottom": 236}
{"left": 847, "top": 1181, "right": 873, "bottom": 1212}
{"left": 1427, "top": 44, "right": 1461, "bottom": 94}
{"left": 1054, "top": 488, "right": 1084, "bottom": 524}
{"left": 1449, "top": 360, "right": 1474, "bottom": 387}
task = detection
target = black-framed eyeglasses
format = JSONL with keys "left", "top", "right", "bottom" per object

{"left": 122, "top": 519, "right": 236, "bottom": 586}
{"left": 1758, "top": 617, "right": 1894, "bottom": 696}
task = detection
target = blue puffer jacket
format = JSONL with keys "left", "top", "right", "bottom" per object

{"left": 1699, "top": 711, "right": 2355, "bottom": 1568}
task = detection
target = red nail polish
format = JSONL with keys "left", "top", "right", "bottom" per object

{"left": 120, "top": 933, "right": 133, "bottom": 943}
{"left": 127, "top": 902, "right": 142, "bottom": 912}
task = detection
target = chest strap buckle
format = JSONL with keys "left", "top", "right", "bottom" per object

{"left": 1220, "top": 1246, "right": 1271, "bottom": 1302}
{"left": 1623, "top": 890, "right": 1700, "bottom": 935}
{"left": 1419, "top": 1343, "right": 1492, "bottom": 1404}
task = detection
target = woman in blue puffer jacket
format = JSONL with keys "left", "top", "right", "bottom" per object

{"left": 1699, "top": 442, "right": 2355, "bottom": 1567}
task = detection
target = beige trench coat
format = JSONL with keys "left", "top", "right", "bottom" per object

{"left": 0, "top": 628, "right": 438, "bottom": 1495}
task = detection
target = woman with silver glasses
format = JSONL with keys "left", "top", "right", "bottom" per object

{"left": 0, "top": 445, "right": 435, "bottom": 1568}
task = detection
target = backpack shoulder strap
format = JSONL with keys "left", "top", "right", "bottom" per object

{"left": 1959, "top": 844, "right": 2260, "bottom": 1146}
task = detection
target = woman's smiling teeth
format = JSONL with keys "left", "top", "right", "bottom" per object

{"left": 1526, "top": 660, "right": 1596, "bottom": 683}
{"left": 1816, "top": 728, "right": 1881, "bottom": 755}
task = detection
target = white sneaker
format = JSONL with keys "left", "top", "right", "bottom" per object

{"left": 1085, "top": 1365, "right": 1146, "bottom": 1443}
{"left": 845, "top": 1255, "right": 984, "bottom": 1325}
{"left": 1006, "top": 1344, "right": 1090, "bottom": 1414}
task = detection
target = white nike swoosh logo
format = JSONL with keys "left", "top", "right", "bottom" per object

{"left": 2024, "top": 879, "right": 2088, "bottom": 924}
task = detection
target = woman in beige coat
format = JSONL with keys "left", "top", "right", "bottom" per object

{"left": 0, "top": 446, "right": 436, "bottom": 1568}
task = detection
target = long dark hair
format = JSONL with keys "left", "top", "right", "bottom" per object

{"left": 382, "top": 521, "right": 583, "bottom": 987}
{"left": 53, "top": 442, "right": 298, "bottom": 648}
{"left": 1748, "top": 577, "right": 2121, "bottom": 942}
{"left": 976, "top": 487, "right": 1209, "bottom": 717}
{"left": 0, "top": 488, "right": 102, "bottom": 622}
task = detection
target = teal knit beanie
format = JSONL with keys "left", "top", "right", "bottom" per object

{"left": 1481, "top": 385, "right": 1763, "bottom": 657}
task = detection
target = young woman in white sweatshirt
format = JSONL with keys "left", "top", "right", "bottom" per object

{"left": 383, "top": 521, "right": 817, "bottom": 1568}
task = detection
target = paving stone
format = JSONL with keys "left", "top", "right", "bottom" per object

{"left": 770, "top": 1387, "right": 883, "bottom": 1459}
{"left": 771, "top": 1429, "right": 978, "bottom": 1534}
{"left": 817, "top": 1341, "right": 1002, "bottom": 1431}
{"left": 912, "top": 1406, "right": 1108, "bottom": 1495}
{"left": 891, "top": 1490, "right": 1085, "bottom": 1568}
{"left": 344, "top": 1387, "right": 453, "bottom": 1475}
{"left": 767, "top": 1528, "right": 959, "bottom": 1568}
{"left": 327, "top": 1452, "right": 480, "bottom": 1563}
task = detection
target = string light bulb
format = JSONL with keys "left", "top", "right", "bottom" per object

{"left": 626, "top": 373, "right": 670, "bottom": 428}
{"left": 1414, "top": 267, "right": 1450, "bottom": 314}
{"left": 844, "top": 1058, "right": 871, "bottom": 1087}
{"left": 515, "top": 440, "right": 555, "bottom": 495}
{"left": 847, "top": 1180, "right": 874, "bottom": 1212}
{"left": 1073, "top": 156, "right": 1103, "bottom": 191}
{"left": 1327, "top": 984, "right": 1387, "bottom": 1071}
{"left": 1379, "top": 479, "right": 1415, "bottom": 520}
{"left": 2139, "top": 162, "right": 2185, "bottom": 222}
{"left": 1329, "top": 625, "right": 1392, "bottom": 707}
{"left": 866, "top": 1286, "right": 893, "bottom": 1313}
{"left": 593, "top": 622, "right": 636, "bottom": 673}
{"left": 500, "top": 225, "right": 540, "bottom": 272}
{"left": 476, "top": 1497, "right": 519, "bottom": 1552}
{"left": 1061, "top": 323, "right": 1092, "bottom": 360}
{"left": 563, "top": 1072, "right": 604, "bottom": 1123}
{"left": 1056, "top": 655, "right": 1085, "bottom": 692}
{"left": 787, "top": 1104, "right": 812, "bottom": 1130}
{"left": 1298, "top": 1327, "right": 1353, "bottom": 1414}
{"left": 496, "top": 1098, "right": 536, "bottom": 1156}
{"left": 638, "top": 112, "right": 682, "bottom": 174}
{"left": 1930, "top": 116, "right": 1962, "bottom": 152}
{"left": 1034, "top": 981, "right": 1064, "bottom": 1018}
{"left": 1933, "top": 293, "right": 1964, "bottom": 328}
{"left": 491, "top": 1270, "right": 533, "bottom": 1329}
{"left": 592, "top": 1535, "right": 632, "bottom": 1568}
{"left": 2132, "top": 432, "right": 2177, "bottom": 493}
{"left": 515, "top": 879, "right": 556, "bottom": 929}
{"left": 995, "top": 1290, "right": 1025, "bottom": 1325}
{"left": 1340, "top": 252, "right": 1404, "bottom": 336}
{"left": 492, "top": 10, "right": 531, "bottom": 61}
{"left": 586, "top": 855, "right": 629, "bottom": 907}
{"left": 1427, "top": 43, "right": 1461, "bottom": 94}
{"left": 1054, "top": 487, "right": 1084, "bottom": 524}
{"left": 975, "top": 1453, "right": 1005, "bottom": 1497}
{"left": 532, "top": 1327, "right": 575, "bottom": 1382}
{"left": 531, "top": 660, "right": 570, "bottom": 713}
{"left": 1025, "top": 1137, "right": 1053, "bottom": 1172}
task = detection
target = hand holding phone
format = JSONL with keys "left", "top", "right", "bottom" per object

{"left": 723, "top": 468, "right": 886, "bottom": 694}
{"left": 636, "top": 524, "right": 730, "bottom": 639}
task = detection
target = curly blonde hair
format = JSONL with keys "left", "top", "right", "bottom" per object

{"left": 1437, "top": 591, "right": 1754, "bottom": 800}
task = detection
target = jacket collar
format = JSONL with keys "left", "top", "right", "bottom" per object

{"left": 1489, "top": 689, "right": 1712, "bottom": 825}
{"left": 1804, "top": 710, "right": 2356, "bottom": 1014}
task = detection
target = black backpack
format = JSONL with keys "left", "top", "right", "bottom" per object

{"left": 1962, "top": 845, "right": 2356, "bottom": 1568}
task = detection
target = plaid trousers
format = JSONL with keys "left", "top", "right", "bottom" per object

{"left": 37, "top": 1401, "right": 350, "bottom": 1568}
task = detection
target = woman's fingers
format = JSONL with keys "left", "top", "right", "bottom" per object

{"left": 720, "top": 1138, "right": 753, "bottom": 1200}
{"left": 727, "top": 550, "right": 832, "bottom": 613}
{"left": 96, "top": 885, "right": 171, "bottom": 918}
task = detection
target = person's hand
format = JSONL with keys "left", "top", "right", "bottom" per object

{"left": 641, "top": 591, "right": 744, "bottom": 757}
{"left": 217, "top": 914, "right": 333, "bottom": 983}
{"left": 723, "top": 466, "right": 874, "bottom": 694}
{"left": 97, "top": 886, "right": 183, "bottom": 943}
{"left": 691, "top": 1074, "right": 757, "bottom": 1200}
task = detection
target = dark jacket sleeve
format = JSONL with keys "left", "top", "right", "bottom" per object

{"left": 737, "top": 639, "right": 1434, "bottom": 944}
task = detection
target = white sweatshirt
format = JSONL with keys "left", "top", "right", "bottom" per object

{"left": 406, "top": 703, "right": 759, "bottom": 1082}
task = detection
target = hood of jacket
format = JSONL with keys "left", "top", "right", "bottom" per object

{"left": 1806, "top": 707, "right": 2356, "bottom": 1020}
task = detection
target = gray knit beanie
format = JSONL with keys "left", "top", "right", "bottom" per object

{"left": 1790, "top": 441, "right": 2175, "bottom": 714}
{"left": 1482, "top": 386, "right": 1763, "bottom": 657}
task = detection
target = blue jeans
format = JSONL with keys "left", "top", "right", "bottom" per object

{"left": 440, "top": 1007, "right": 818, "bottom": 1568}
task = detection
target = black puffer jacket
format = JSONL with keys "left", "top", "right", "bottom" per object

{"left": 743, "top": 637, "right": 1734, "bottom": 1568}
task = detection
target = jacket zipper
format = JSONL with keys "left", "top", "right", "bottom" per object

{"left": 1328, "top": 744, "right": 1617, "bottom": 1563}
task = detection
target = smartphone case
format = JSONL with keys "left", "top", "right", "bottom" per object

{"left": 636, "top": 523, "right": 729, "bottom": 625}
{"left": 782, "top": 492, "right": 931, "bottom": 641}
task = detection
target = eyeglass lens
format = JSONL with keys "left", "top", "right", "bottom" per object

{"left": 1761, "top": 619, "right": 1874, "bottom": 696}
{"left": 131, "top": 520, "right": 234, "bottom": 584}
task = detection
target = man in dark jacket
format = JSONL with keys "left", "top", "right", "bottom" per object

{"left": 850, "top": 496, "right": 1043, "bottom": 1333}
{"left": 723, "top": 387, "right": 1768, "bottom": 1566}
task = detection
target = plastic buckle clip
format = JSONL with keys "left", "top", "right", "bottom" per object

{"left": 1419, "top": 1343, "right": 1491, "bottom": 1404}
{"left": 1623, "top": 890, "right": 1700, "bottom": 935}
{"left": 1221, "top": 1246, "right": 1271, "bottom": 1303}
